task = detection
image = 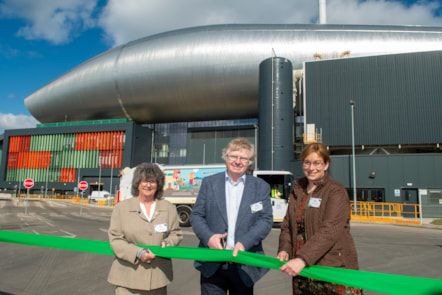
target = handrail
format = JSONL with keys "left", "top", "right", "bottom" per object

{"left": 350, "top": 201, "right": 420, "bottom": 224}
{"left": 303, "top": 132, "right": 317, "bottom": 143}
{"left": 9, "top": 195, "right": 421, "bottom": 221}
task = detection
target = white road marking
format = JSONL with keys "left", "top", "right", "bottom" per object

{"left": 46, "top": 201, "right": 67, "bottom": 208}
{"left": 60, "top": 229, "right": 76, "bottom": 238}
{"left": 45, "top": 221, "right": 55, "bottom": 227}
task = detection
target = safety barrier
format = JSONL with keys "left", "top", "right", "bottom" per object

{"left": 10, "top": 194, "right": 116, "bottom": 207}
{"left": 7, "top": 195, "right": 421, "bottom": 222}
{"left": 14, "top": 193, "right": 78, "bottom": 200}
{"left": 350, "top": 201, "right": 420, "bottom": 224}
{"left": 303, "top": 132, "right": 318, "bottom": 143}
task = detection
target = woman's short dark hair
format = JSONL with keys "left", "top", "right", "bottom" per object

{"left": 300, "top": 143, "right": 330, "bottom": 164}
{"left": 131, "top": 162, "right": 164, "bottom": 200}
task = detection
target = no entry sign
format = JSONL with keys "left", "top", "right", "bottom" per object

{"left": 23, "top": 179, "right": 34, "bottom": 189}
{"left": 79, "top": 181, "right": 88, "bottom": 191}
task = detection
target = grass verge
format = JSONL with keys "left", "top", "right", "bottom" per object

{"left": 430, "top": 218, "right": 442, "bottom": 225}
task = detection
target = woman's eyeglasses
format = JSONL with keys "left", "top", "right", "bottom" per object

{"left": 302, "top": 161, "right": 324, "bottom": 168}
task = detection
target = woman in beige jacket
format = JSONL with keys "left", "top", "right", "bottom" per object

{"left": 108, "top": 163, "right": 183, "bottom": 295}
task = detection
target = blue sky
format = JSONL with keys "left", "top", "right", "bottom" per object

{"left": 1, "top": 0, "right": 441, "bottom": 133}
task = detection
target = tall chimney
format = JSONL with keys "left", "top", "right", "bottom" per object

{"left": 319, "top": 0, "right": 327, "bottom": 24}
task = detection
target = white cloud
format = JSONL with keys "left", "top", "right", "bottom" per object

{"left": 0, "top": 0, "right": 99, "bottom": 44}
{"left": 0, "top": 113, "right": 40, "bottom": 134}
{"left": 327, "top": 0, "right": 442, "bottom": 26}
{"left": 1, "top": 0, "right": 441, "bottom": 46}
{"left": 98, "top": 0, "right": 442, "bottom": 46}
{"left": 98, "top": 0, "right": 319, "bottom": 46}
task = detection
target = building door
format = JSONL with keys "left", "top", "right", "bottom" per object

{"left": 401, "top": 188, "right": 418, "bottom": 218}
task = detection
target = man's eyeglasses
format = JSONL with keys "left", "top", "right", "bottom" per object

{"left": 227, "top": 155, "right": 250, "bottom": 164}
{"left": 302, "top": 161, "right": 324, "bottom": 168}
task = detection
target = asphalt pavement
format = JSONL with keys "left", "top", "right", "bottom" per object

{"left": 0, "top": 197, "right": 441, "bottom": 295}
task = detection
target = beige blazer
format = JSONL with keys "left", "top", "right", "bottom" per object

{"left": 107, "top": 197, "right": 183, "bottom": 291}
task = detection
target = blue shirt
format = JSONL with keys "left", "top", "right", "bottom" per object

{"left": 225, "top": 172, "right": 245, "bottom": 249}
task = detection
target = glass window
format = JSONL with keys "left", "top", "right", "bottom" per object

{"left": 346, "top": 188, "right": 385, "bottom": 202}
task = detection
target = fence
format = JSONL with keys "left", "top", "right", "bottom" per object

{"left": 350, "top": 201, "right": 420, "bottom": 224}
{"left": 11, "top": 193, "right": 116, "bottom": 207}
{"left": 3, "top": 194, "right": 422, "bottom": 222}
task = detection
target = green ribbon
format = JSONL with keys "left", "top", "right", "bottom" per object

{"left": 0, "top": 230, "right": 441, "bottom": 295}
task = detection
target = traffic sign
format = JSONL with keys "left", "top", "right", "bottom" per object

{"left": 79, "top": 181, "right": 88, "bottom": 191}
{"left": 23, "top": 179, "right": 34, "bottom": 189}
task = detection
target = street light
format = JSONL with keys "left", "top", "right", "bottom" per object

{"left": 349, "top": 99, "right": 357, "bottom": 214}
{"left": 98, "top": 156, "right": 102, "bottom": 193}
{"left": 109, "top": 154, "right": 115, "bottom": 207}
{"left": 254, "top": 124, "right": 258, "bottom": 169}
{"left": 203, "top": 143, "right": 206, "bottom": 165}
{"left": 44, "top": 153, "right": 52, "bottom": 199}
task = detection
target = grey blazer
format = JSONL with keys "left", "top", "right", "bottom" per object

{"left": 190, "top": 172, "right": 273, "bottom": 286}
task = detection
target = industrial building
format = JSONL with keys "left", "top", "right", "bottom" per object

{"left": 0, "top": 119, "right": 257, "bottom": 198}
{"left": 0, "top": 24, "right": 441, "bottom": 218}
{"left": 303, "top": 50, "right": 442, "bottom": 217}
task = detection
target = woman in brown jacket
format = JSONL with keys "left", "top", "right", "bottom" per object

{"left": 277, "top": 143, "right": 363, "bottom": 294}
{"left": 108, "top": 163, "right": 183, "bottom": 295}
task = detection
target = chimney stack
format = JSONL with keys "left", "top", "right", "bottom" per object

{"left": 319, "top": 0, "right": 327, "bottom": 24}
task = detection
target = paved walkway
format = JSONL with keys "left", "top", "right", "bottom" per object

{"left": 352, "top": 217, "right": 442, "bottom": 230}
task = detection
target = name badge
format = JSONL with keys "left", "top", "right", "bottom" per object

{"left": 308, "top": 197, "right": 322, "bottom": 208}
{"left": 251, "top": 201, "right": 263, "bottom": 213}
{"left": 155, "top": 223, "right": 168, "bottom": 233}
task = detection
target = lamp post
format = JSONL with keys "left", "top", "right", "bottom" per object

{"left": 254, "top": 124, "right": 258, "bottom": 169}
{"left": 203, "top": 143, "right": 206, "bottom": 165}
{"left": 44, "top": 153, "right": 52, "bottom": 199}
{"left": 98, "top": 156, "right": 102, "bottom": 193}
{"left": 44, "top": 162, "right": 49, "bottom": 199}
{"left": 109, "top": 154, "right": 115, "bottom": 207}
{"left": 349, "top": 99, "right": 357, "bottom": 214}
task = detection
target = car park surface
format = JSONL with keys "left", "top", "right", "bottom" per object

{"left": 0, "top": 197, "right": 440, "bottom": 295}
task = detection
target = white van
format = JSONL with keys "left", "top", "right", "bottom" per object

{"left": 88, "top": 190, "right": 112, "bottom": 202}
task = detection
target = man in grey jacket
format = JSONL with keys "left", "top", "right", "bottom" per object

{"left": 190, "top": 138, "right": 273, "bottom": 295}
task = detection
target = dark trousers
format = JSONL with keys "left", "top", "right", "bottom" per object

{"left": 200, "top": 263, "right": 254, "bottom": 295}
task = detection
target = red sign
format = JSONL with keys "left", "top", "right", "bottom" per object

{"left": 79, "top": 181, "right": 88, "bottom": 191}
{"left": 23, "top": 179, "right": 34, "bottom": 189}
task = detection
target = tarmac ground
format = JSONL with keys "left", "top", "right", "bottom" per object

{"left": 0, "top": 197, "right": 441, "bottom": 295}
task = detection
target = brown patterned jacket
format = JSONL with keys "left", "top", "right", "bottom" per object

{"left": 278, "top": 174, "right": 359, "bottom": 270}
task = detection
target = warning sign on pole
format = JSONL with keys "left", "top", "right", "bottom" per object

{"left": 79, "top": 181, "right": 88, "bottom": 191}
{"left": 23, "top": 179, "right": 34, "bottom": 189}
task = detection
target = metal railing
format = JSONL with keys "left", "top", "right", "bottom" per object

{"left": 350, "top": 201, "right": 420, "bottom": 224}
{"left": 6, "top": 194, "right": 422, "bottom": 220}
{"left": 12, "top": 193, "right": 116, "bottom": 207}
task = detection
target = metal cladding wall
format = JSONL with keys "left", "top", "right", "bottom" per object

{"left": 304, "top": 50, "right": 442, "bottom": 146}
{"left": 24, "top": 24, "right": 442, "bottom": 124}
{"left": 329, "top": 153, "right": 442, "bottom": 212}
{"left": 258, "top": 57, "right": 294, "bottom": 171}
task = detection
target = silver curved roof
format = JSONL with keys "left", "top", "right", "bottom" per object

{"left": 24, "top": 24, "right": 442, "bottom": 123}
